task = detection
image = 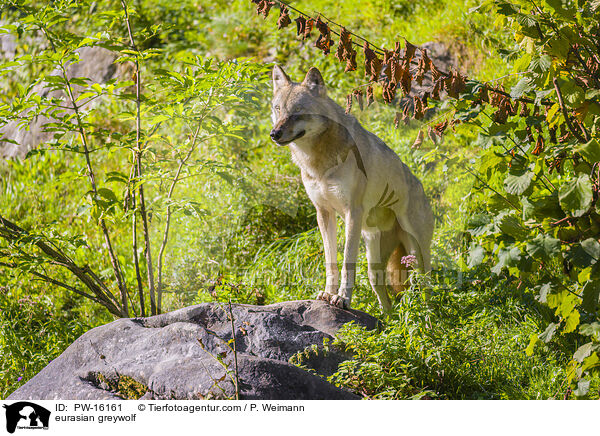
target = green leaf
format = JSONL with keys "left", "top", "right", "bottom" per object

{"left": 498, "top": 214, "right": 529, "bottom": 239}
{"left": 576, "top": 139, "right": 600, "bottom": 164}
{"left": 530, "top": 55, "right": 552, "bottom": 73}
{"left": 546, "top": 34, "right": 571, "bottom": 58}
{"left": 504, "top": 170, "right": 534, "bottom": 195}
{"left": 496, "top": 1, "right": 520, "bottom": 16}
{"left": 525, "top": 333, "right": 540, "bottom": 356}
{"left": 582, "top": 281, "right": 600, "bottom": 313}
{"left": 510, "top": 77, "right": 535, "bottom": 98}
{"left": 580, "top": 322, "right": 600, "bottom": 340}
{"left": 526, "top": 233, "right": 561, "bottom": 261}
{"left": 537, "top": 283, "right": 552, "bottom": 303}
{"left": 491, "top": 246, "right": 521, "bottom": 274}
{"left": 582, "top": 238, "right": 600, "bottom": 262}
{"left": 539, "top": 322, "right": 557, "bottom": 343}
{"left": 522, "top": 193, "right": 563, "bottom": 221}
{"left": 568, "top": 239, "right": 600, "bottom": 268}
{"left": 467, "top": 245, "right": 485, "bottom": 268}
{"left": 573, "top": 379, "right": 590, "bottom": 397}
{"left": 97, "top": 188, "right": 118, "bottom": 202}
{"left": 558, "top": 174, "right": 593, "bottom": 217}
{"left": 574, "top": 342, "right": 594, "bottom": 362}
{"left": 564, "top": 309, "right": 580, "bottom": 333}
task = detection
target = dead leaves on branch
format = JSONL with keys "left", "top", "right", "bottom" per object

{"left": 415, "top": 49, "right": 431, "bottom": 85}
{"left": 277, "top": 6, "right": 291, "bottom": 29}
{"left": 315, "top": 18, "right": 334, "bottom": 55}
{"left": 254, "top": 0, "right": 275, "bottom": 18}
{"left": 345, "top": 88, "right": 365, "bottom": 114}
{"left": 336, "top": 27, "right": 357, "bottom": 72}
{"left": 295, "top": 16, "right": 314, "bottom": 40}
{"left": 363, "top": 42, "right": 382, "bottom": 81}
{"left": 250, "top": 0, "right": 471, "bottom": 144}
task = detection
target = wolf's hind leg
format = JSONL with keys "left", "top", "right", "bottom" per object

{"left": 315, "top": 207, "right": 339, "bottom": 303}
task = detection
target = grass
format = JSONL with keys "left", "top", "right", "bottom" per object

{"left": 329, "top": 275, "right": 570, "bottom": 399}
{"left": 0, "top": 0, "right": 590, "bottom": 400}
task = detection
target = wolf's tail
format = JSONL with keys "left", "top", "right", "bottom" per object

{"left": 386, "top": 243, "right": 408, "bottom": 295}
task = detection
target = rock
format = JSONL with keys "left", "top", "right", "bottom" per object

{"left": 8, "top": 300, "right": 379, "bottom": 400}
{"left": 398, "top": 41, "right": 458, "bottom": 119}
{"left": 0, "top": 46, "right": 127, "bottom": 159}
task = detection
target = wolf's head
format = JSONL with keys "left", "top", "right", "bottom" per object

{"left": 270, "top": 65, "right": 334, "bottom": 146}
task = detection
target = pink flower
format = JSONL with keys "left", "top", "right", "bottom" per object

{"left": 400, "top": 255, "right": 417, "bottom": 268}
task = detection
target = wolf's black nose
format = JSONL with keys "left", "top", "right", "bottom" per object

{"left": 270, "top": 129, "right": 282, "bottom": 141}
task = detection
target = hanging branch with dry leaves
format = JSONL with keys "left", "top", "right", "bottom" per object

{"left": 247, "top": 0, "right": 590, "bottom": 149}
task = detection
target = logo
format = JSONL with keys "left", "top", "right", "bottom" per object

{"left": 3, "top": 402, "right": 50, "bottom": 434}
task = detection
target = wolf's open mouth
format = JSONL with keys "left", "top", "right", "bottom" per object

{"left": 277, "top": 130, "right": 305, "bottom": 145}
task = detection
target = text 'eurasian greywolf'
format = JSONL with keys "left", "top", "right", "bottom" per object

{"left": 270, "top": 66, "right": 434, "bottom": 312}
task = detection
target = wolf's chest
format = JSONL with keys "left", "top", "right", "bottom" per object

{"left": 300, "top": 156, "right": 364, "bottom": 213}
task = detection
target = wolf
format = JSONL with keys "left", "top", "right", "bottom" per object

{"left": 270, "top": 65, "right": 434, "bottom": 312}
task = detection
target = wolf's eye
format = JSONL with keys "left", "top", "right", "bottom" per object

{"left": 274, "top": 105, "right": 280, "bottom": 113}
{"left": 293, "top": 107, "right": 302, "bottom": 113}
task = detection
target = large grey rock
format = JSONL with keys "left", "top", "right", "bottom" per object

{"left": 8, "top": 300, "right": 379, "bottom": 400}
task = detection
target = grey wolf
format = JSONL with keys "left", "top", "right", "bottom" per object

{"left": 270, "top": 65, "right": 434, "bottom": 312}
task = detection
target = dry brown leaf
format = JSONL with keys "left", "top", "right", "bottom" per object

{"left": 427, "top": 126, "right": 438, "bottom": 143}
{"left": 414, "top": 49, "right": 430, "bottom": 86}
{"left": 382, "top": 81, "right": 397, "bottom": 104}
{"left": 400, "top": 68, "right": 411, "bottom": 95}
{"left": 391, "top": 60, "right": 403, "bottom": 85}
{"left": 366, "top": 85, "right": 374, "bottom": 106}
{"left": 444, "top": 69, "right": 466, "bottom": 99}
{"left": 363, "top": 41, "right": 382, "bottom": 81}
{"left": 532, "top": 134, "right": 545, "bottom": 155}
{"left": 383, "top": 49, "right": 395, "bottom": 78}
{"left": 353, "top": 88, "right": 364, "bottom": 110}
{"left": 345, "top": 51, "right": 357, "bottom": 72}
{"left": 402, "top": 39, "right": 417, "bottom": 68}
{"left": 431, "top": 79, "right": 442, "bottom": 100}
{"left": 413, "top": 95, "right": 425, "bottom": 120}
{"left": 256, "top": 0, "right": 275, "bottom": 18}
{"left": 345, "top": 93, "right": 353, "bottom": 114}
{"left": 488, "top": 86, "right": 505, "bottom": 107}
{"left": 412, "top": 130, "right": 424, "bottom": 149}
{"left": 295, "top": 16, "right": 307, "bottom": 38}
{"left": 493, "top": 102, "right": 509, "bottom": 124}
{"left": 480, "top": 85, "right": 489, "bottom": 103}
{"left": 315, "top": 18, "right": 334, "bottom": 55}
{"left": 335, "top": 27, "right": 357, "bottom": 71}
{"left": 295, "top": 16, "right": 313, "bottom": 40}
{"left": 402, "top": 101, "right": 411, "bottom": 122}
{"left": 549, "top": 125, "right": 557, "bottom": 143}
{"left": 277, "top": 6, "right": 292, "bottom": 29}
{"left": 433, "top": 120, "right": 448, "bottom": 137}
{"left": 430, "top": 63, "right": 443, "bottom": 81}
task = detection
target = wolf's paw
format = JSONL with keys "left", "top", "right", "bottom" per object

{"left": 316, "top": 291, "right": 334, "bottom": 302}
{"left": 329, "top": 295, "right": 350, "bottom": 310}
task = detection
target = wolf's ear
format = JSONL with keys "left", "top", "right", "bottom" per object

{"left": 272, "top": 65, "right": 291, "bottom": 94}
{"left": 302, "top": 67, "right": 326, "bottom": 96}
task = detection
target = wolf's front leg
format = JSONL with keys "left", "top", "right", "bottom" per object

{"left": 331, "top": 207, "right": 363, "bottom": 309}
{"left": 315, "top": 207, "right": 339, "bottom": 303}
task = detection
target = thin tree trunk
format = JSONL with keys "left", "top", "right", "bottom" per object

{"left": 121, "top": 0, "right": 157, "bottom": 314}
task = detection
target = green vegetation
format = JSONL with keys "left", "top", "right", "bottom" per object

{"left": 1, "top": 0, "right": 599, "bottom": 400}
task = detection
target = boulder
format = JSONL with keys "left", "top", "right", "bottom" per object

{"left": 7, "top": 300, "right": 379, "bottom": 400}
